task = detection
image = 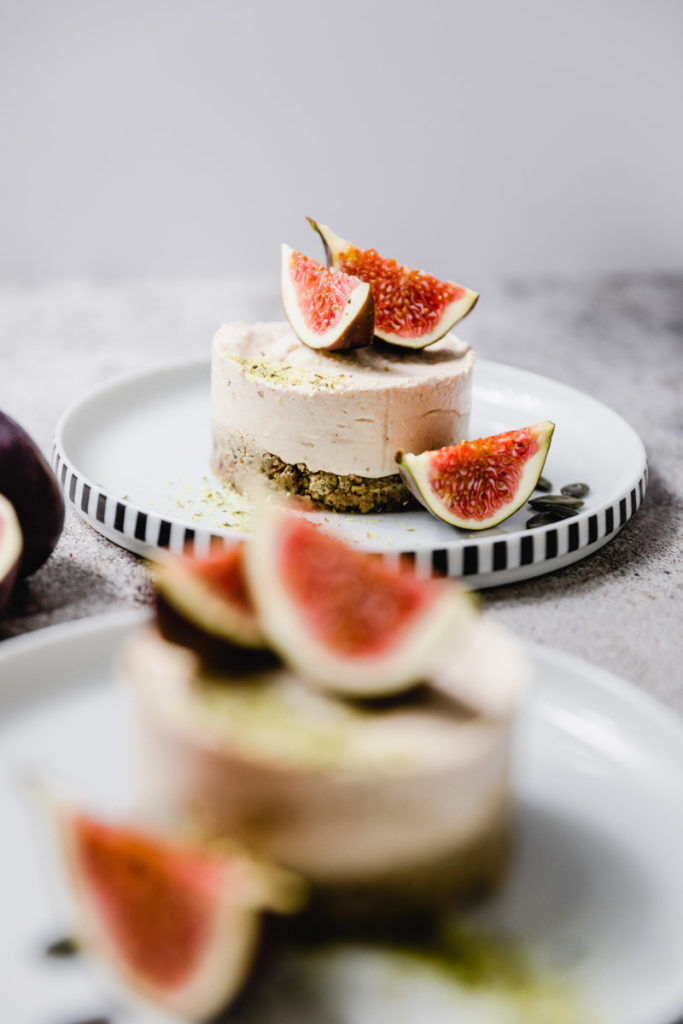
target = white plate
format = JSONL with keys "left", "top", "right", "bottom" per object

{"left": 52, "top": 357, "right": 646, "bottom": 588}
{"left": 1, "top": 613, "right": 682, "bottom": 1024}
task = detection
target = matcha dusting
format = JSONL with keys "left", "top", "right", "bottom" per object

{"left": 230, "top": 356, "right": 350, "bottom": 391}
{"left": 297, "top": 925, "right": 593, "bottom": 1024}
{"left": 165, "top": 476, "right": 256, "bottom": 532}
{"left": 397, "top": 925, "right": 544, "bottom": 988}
{"left": 190, "top": 673, "right": 442, "bottom": 773}
{"left": 263, "top": 924, "right": 594, "bottom": 1024}
{"left": 196, "top": 682, "right": 352, "bottom": 768}
{"left": 387, "top": 927, "right": 593, "bottom": 1024}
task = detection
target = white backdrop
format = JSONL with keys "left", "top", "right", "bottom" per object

{"left": 1, "top": 0, "right": 682, "bottom": 287}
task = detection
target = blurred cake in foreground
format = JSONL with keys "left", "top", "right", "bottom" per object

{"left": 210, "top": 322, "right": 475, "bottom": 513}
{"left": 122, "top": 509, "right": 529, "bottom": 919}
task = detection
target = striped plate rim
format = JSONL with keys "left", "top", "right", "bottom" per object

{"left": 52, "top": 439, "right": 647, "bottom": 582}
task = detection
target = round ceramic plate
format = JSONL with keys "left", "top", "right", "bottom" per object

{"left": 52, "top": 357, "right": 647, "bottom": 588}
{"left": 0, "top": 613, "right": 681, "bottom": 1024}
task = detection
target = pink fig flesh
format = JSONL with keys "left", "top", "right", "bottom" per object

{"left": 396, "top": 421, "right": 555, "bottom": 530}
{"left": 281, "top": 243, "right": 375, "bottom": 351}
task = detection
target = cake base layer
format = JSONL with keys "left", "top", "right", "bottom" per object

{"left": 284, "top": 810, "right": 510, "bottom": 931}
{"left": 211, "top": 435, "right": 418, "bottom": 513}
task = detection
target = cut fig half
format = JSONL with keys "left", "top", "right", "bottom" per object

{"left": 245, "top": 508, "right": 473, "bottom": 698}
{"left": 308, "top": 218, "right": 479, "bottom": 349}
{"left": 152, "top": 543, "right": 266, "bottom": 649}
{"left": 281, "top": 243, "right": 375, "bottom": 351}
{"left": 47, "top": 795, "right": 301, "bottom": 1021}
{"left": 396, "top": 421, "right": 555, "bottom": 530}
{"left": 0, "top": 492, "right": 22, "bottom": 614}
{"left": 0, "top": 411, "right": 64, "bottom": 576}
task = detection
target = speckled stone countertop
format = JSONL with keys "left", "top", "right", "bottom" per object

{"left": 0, "top": 274, "right": 681, "bottom": 713}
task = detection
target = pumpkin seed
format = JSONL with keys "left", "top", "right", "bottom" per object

{"left": 529, "top": 495, "right": 584, "bottom": 510}
{"left": 528, "top": 501, "right": 581, "bottom": 519}
{"left": 561, "top": 482, "right": 590, "bottom": 498}
{"left": 534, "top": 475, "right": 553, "bottom": 492}
{"left": 44, "top": 935, "right": 79, "bottom": 958}
{"left": 65, "top": 1017, "right": 111, "bottom": 1024}
{"left": 526, "top": 511, "right": 562, "bottom": 528}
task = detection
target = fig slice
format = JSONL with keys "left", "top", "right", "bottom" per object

{"left": 281, "top": 243, "right": 375, "bottom": 351}
{"left": 308, "top": 218, "right": 479, "bottom": 349}
{"left": 0, "top": 411, "right": 64, "bottom": 577}
{"left": 47, "top": 795, "right": 302, "bottom": 1021}
{"left": 0, "top": 492, "right": 22, "bottom": 614}
{"left": 152, "top": 543, "right": 267, "bottom": 649}
{"left": 396, "top": 421, "right": 555, "bottom": 530}
{"left": 245, "top": 507, "right": 473, "bottom": 698}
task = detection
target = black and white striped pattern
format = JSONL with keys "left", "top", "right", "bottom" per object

{"left": 52, "top": 442, "right": 648, "bottom": 583}
{"left": 52, "top": 445, "right": 228, "bottom": 558}
{"left": 385, "top": 464, "right": 648, "bottom": 578}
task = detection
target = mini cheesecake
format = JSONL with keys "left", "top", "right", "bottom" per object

{"left": 211, "top": 321, "right": 475, "bottom": 513}
{"left": 122, "top": 621, "right": 524, "bottom": 921}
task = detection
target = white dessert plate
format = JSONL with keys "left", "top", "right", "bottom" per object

{"left": 52, "top": 357, "right": 647, "bottom": 587}
{"left": 1, "top": 613, "right": 682, "bottom": 1024}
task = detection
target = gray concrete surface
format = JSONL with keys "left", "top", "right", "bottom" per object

{"left": 0, "top": 275, "right": 681, "bottom": 712}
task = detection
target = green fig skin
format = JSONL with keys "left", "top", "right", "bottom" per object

{"left": 0, "top": 412, "right": 64, "bottom": 576}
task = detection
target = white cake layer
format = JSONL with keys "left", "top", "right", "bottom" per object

{"left": 211, "top": 322, "right": 475, "bottom": 478}
{"left": 123, "top": 627, "right": 513, "bottom": 881}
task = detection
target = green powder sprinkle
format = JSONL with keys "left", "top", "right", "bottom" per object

{"left": 230, "top": 356, "right": 350, "bottom": 391}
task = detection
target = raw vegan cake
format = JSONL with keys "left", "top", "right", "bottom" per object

{"left": 47, "top": 513, "right": 529, "bottom": 1020}
{"left": 210, "top": 321, "right": 475, "bottom": 513}
{"left": 122, "top": 509, "right": 529, "bottom": 922}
